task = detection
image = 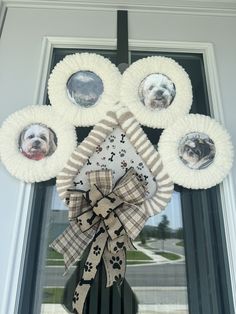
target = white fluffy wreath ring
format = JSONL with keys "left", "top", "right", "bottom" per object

{"left": 0, "top": 106, "right": 77, "bottom": 183}
{"left": 158, "top": 114, "right": 234, "bottom": 189}
{"left": 120, "top": 56, "right": 193, "bottom": 129}
{"left": 48, "top": 53, "right": 121, "bottom": 126}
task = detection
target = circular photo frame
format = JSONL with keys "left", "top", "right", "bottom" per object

{"left": 48, "top": 53, "right": 121, "bottom": 126}
{"left": 120, "top": 56, "right": 193, "bottom": 129}
{"left": 158, "top": 114, "right": 234, "bottom": 189}
{"left": 0, "top": 105, "right": 77, "bottom": 183}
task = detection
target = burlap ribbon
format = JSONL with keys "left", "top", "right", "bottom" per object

{"left": 50, "top": 168, "right": 148, "bottom": 314}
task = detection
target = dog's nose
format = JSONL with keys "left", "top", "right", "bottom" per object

{"left": 33, "top": 140, "right": 41, "bottom": 146}
{"left": 156, "top": 90, "right": 164, "bottom": 97}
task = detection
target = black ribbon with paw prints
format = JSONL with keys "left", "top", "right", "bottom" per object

{"left": 51, "top": 168, "right": 148, "bottom": 314}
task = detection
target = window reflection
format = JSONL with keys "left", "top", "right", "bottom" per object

{"left": 40, "top": 188, "right": 189, "bottom": 314}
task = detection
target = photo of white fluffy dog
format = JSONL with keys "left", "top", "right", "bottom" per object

{"left": 19, "top": 123, "right": 57, "bottom": 160}
{"left": 138, "top": 73, "right": 176, "bottom": 110}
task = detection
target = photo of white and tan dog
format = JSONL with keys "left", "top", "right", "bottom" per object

{"left": 178, "top": 132, "right": 216, "bottom": 170}
{"left": 19, "top": 123, "right": 57, "bottom": 160}
{"left": 138, "top": 73, "right": 176, "bottom": 110}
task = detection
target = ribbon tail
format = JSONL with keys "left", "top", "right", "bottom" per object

{"left": 102, "top": 246, "right": 126, "bottom": 287}
{"left": 73, "top": 221, "right": 108, "bottom": 314}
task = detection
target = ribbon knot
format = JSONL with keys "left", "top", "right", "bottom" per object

{"left": 50, "top": 168, "right": 148, "bottom": 314}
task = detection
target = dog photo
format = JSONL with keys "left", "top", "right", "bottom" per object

{"left": 19, "top": 123, "right": 57, "bottom": 160}
{"left": 138, "top": 73, "right": 176, "bottom": 110}
{"left": 66, "top": 70, "right": 104, "bottom": 108}
{"left": 178, "top": 132, "right": 216, "bottom": 170}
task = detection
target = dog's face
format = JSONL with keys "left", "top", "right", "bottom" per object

{"left": 139, "top": 73, "right": 176, "bottom": 110}
{"left": 19, "top": 124, "right": 57, "bottom": 160}
{"left": 179, "top": 134, "right": 215, "bottom": 169}
{"left": 67, "top": 71, "right": 104, "bottom": 107}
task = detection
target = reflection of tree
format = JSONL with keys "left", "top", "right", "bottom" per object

{"left": 175, "top": 227, "right": 184, "bottom": 239}
{"left": 157, "top": 215, "right": 170, "bottom": 251}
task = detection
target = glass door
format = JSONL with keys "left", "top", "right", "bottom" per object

{"left": 18, "top": 48, "right": 233, "bottom": 314}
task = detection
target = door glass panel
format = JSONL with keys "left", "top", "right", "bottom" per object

{"left": 39, "top": 186, "right": 189, "bottom": 314}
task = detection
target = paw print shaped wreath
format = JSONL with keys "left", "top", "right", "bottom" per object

{"left": 48, "top": 53, "right": 233, "bottom": 313}
{"left": 0, "top": 52, "right": 233, "bottom": 314}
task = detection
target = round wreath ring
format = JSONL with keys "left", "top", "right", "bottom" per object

{"left": 120, "top": 56, "right": 193, "bottom": 129}
{"left": 0, "top": 105, "right": 77, "bottom": 183}
{"left": 158, "top": 114, "right": 234, "bottom": 189}
{"left": 48, "top": 53, "right": 121, "bottom": 126}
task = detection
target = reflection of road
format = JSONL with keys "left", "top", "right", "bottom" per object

{"left": 147, "top": 239, "right": 185, "bottom": 256}
{"left": 44, "top": 263, "right": 187, "bottom": 287}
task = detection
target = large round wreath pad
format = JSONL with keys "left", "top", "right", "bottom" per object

{"left": 120, "top": 56, "right": 193, "bottom": 129}
{"left": 0, "top": 106, "right": 77, "bottom": 182}
{"left": 158, "top": 114, "right": 234, "bottom": 189}
{"left": 48, "top": 53, "right": 121, "bottom": 126}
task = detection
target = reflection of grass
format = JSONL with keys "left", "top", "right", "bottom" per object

{"left": 127, "top": 260, "right": 155, "bottom": 265}
{"left": 47, "top": 248, "right": 63, "bottom": 259}
{"left": 43, "top": 288, "right": 63, "bottom": 303}
{"left": 155, "top": 251, "right": 180, "bottom": 261}
{"left": 127, "top": 251, "right": 152, "bottom": 261}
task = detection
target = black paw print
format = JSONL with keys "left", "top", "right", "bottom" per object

{"left": 93, "top": 245, "right": 101, "bottom": 256}
{"left": 84, "top": 261, "right": 93, "bottom": 272}
{"left": 136, "top": 173, "right": 144, "bottom": 182}
{"left": 110, "top": 256, "right": 123, "bottom": 270}
{"left": 137, "top": 162, "right": 144, "bottom": 170}
{"left": 73, "top": 291, "right": 79, "bottom": 303}
{"left": 76, "top": 218, "right": 82, "bottom": 226}
{"left": 96, "top": 145, "right": 103, "bottom": 153}
{"left": 108, "top": 135, "right": 116, "bottom": 143}
{"left": 121, "top": 160, "right": 127, "bottom": 169}
{"left": 114, "top": 274, "right": 122, "bottom": 282}
{"left": 119, "top": 149, "right": 126, "bottom": 157}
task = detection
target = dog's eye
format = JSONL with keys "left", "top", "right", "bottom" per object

{"left": 28, "top": 135, "right": 34, "bottom": 139}
{"left": 162, "top": 84, "right": 167, "bottom": 89}
{"left": 40, "top": 135, "right": 47, "bottom": 141}
{"left": 149, "top": 85, "right": 154, "bottom": 90}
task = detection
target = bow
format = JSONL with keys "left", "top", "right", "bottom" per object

{"left": 50, "top": 168, "right": 148, "bottom": 314}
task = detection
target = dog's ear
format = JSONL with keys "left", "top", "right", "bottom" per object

{"left": 18, "top": 128, "right": 26, "bottom": 151}
{"left": 48, "top": 129, "right": 57, "bottom": 156}
{"left": 138, "top": 80, "right": 145, "bottom": 102}
{"left": 170, "top": 83, "right": 176, "bottom": 98}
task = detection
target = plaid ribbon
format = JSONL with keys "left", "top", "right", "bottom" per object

{"left": 50, "top": 168, "right": 147, "bottom": 314}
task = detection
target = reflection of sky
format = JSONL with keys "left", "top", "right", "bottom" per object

{"left": 146, "top": 191, "right": 183, "bottom": 230}
{"left": 50, "top": 188, "right": 183, "bottom": 230}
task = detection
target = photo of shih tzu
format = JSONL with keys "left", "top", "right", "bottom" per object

{"left": 66, "top": 70, "right": 104, "bottom": 108}
{"left": 19, "top": 123, "right": 57, "bottom": 160}
{"left": 138, "top": 73, "right": 176, "bottom": 110}
{"left": 178, "top": 133, "right": 216, "bottom": 170}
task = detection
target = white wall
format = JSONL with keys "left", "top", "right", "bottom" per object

{"left": 0, "top": 3, "right": 236, "bottom": 313}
